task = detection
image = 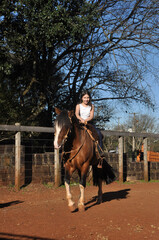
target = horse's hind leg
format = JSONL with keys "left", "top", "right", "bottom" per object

{"left": 97, "top": 177, "right": 103, "bottom": 204}
{"left": 92, "top": 166, "right": 103, "bottom": 204}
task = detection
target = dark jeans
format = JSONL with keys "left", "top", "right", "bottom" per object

{"left": 92, "top": 125, "right": 103, "bottom": 149}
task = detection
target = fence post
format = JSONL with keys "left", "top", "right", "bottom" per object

{"left": 15, "top": 123, "right": 21, "bottom": 191}
{"left": 124, "top": 137, "right": 127, "bottom": 153}
{"left": 143, "top": 137, "right": 149, "bottom": 182}
{"left": 54, "top": 148, "right": 61, "bottom": 187}
{"left": 118, "top": 136, "right": 124, "bottom": 183}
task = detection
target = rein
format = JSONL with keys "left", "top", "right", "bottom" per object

{"left": 61, "top": 120, "right": 103, "bottom": 163}
{"left": 61, "top": 126, "right": 87, "bottom": 163}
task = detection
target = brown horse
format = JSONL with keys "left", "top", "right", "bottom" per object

{"left": 54, "top": 108, "right": 115, "bottom": 212}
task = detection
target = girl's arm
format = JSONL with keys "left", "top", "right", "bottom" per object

{"left": 75, "top": 104, "right": 85, "bottom": 123}
{"left": 85, "top": 105, "right": 94, "bottom": 122}
{"left": 75, "top": 104, "right": 94, "bottom": 124}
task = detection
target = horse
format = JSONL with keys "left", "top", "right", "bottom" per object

{"left": 54, "top": 108, "right": 115, "bottom": 212}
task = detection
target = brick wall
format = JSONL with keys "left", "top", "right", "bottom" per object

{"left": 105, "top": 153, "right": 159, "bottom": 181}
{"left": 32, "top": 153, "right": 55, "bottom": 183}
{"left": 0, "top": 145, "right": 25, "bottom": 186}
{"left": 1, "top": 148, "right": 159, "bottom": 186}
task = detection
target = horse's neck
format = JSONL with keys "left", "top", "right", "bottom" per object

{"left": 73, "top": 124, "right": 85, "bottom": 143}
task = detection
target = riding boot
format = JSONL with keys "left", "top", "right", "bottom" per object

{"left": 97, "top": 158, "right": 103, "bottom": 168}
{"left": 98, "top": 153, "right": 106, "bottom": 168}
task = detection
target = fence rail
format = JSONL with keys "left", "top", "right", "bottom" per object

{"left": 1, "top": 124, "right": 159, "bottom": 190}
{"left": 1, "top": 124, "right": 159, "bottom": 138}
{"left": 0, "top": 124, "right": 54, "bottom": 133}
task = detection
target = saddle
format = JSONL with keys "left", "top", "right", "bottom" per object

{"left": 82, "top": 123, "right": 104, "bottom": 167}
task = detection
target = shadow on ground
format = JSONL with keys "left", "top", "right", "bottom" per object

{"left": 0, "top": 201, "right": 24, "bottom": 209}
{"left": 0, "top": 232, "right": 55, "bottom": 240}
{"left": 85, "top": 188, "right": 131, "bottom": 211}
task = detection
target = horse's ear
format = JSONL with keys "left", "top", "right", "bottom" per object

{"left": 55, "top": 107, "right": 61, "bottom": 115}
{"left": 68, "top": 110, "right": 74, "bottom": 118}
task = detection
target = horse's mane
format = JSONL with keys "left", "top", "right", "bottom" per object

{"left": 55, "top": 110, "right": 82, "bottom": 129}
{"left": 71, "top": 115, "right": 83, "bottom": 129}
{"left": 56, "top": 110, "right": 71, "bottom": 128}
{"left": 56, "top": 109, "right": 90, "bottom": 134}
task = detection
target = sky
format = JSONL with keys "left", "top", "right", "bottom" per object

{"left": 106, "top": 53, "right": 159, "bottom": 129}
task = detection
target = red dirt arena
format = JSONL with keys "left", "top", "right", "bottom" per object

{"left": 1, "top": 181, "right": 159, "bottom": 240}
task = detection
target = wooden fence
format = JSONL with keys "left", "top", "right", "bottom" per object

{"left": 1, "top": 124, "right": 159, "bottom": 190}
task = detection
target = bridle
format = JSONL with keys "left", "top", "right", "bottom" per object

{"left": 62, "top": 124, "right": 104, "bottom": 164}
{"left": 60, "top": 118, "right": 87, "bottom": 163}
{"left": 61, "top": 136, "right": 86, "bottom": 163}
{"left": 55, "top": 114, "right": 99, "bottom": 163}
{"left": 55, "top": 112, "right": 104, "bottom": 166}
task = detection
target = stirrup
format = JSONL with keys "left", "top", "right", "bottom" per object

{"left": 97, "top": 157, "right": 103, "bottom": 169}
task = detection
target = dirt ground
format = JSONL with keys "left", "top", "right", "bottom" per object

{"left": 1, "top": 181, "right": 159, "bottom": 240}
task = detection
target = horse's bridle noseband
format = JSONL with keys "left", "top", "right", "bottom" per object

{"left": 61, "top": 119, "right": 88, "bottom": 163}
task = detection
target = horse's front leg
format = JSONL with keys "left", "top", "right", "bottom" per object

{"left": 65, "top": 181, "right": 76, "bottom": 212}
{"left": 78, "top": 163, "right": 89, "bottom": 212}
{"left": 64, "top": 166, "right": 76, "bottom": 212}
{"left": 78, "top": 183, "right": 85, "bottom": 212}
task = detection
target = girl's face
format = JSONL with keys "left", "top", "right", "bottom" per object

{"left": 82, "top": 94, "right": 90, "bottom": 105}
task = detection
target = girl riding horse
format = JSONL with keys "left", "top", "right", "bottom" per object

{"left": 54, "top": 104, "right": 115, "bottom": 212}
{"left": 75, "top": 89, "right": 103, "bottom": 149}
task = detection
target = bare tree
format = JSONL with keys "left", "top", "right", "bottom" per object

{"left": 116, "top": 113, "right": 159, "bottom": 151}
{"left": 1, "top": 0, "right": 159, "bottom": 125}
{"left": 54, "top": 0, "right": 159, "bottom": 110}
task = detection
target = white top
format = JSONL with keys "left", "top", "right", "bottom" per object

{"left": 79, "top": 104, "right": 91, "bottom": 120}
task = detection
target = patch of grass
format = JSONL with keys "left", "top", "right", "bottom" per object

{"left": 116, "top": 180, "right": 143, "bottom": 184}
{"left": 59, "top": 182, "right": 91, "bottom": 188}
{"left": 86, "top": 182, "right": 91, "bottom": 186}
{"left": 43, "top": 182, "right": 54, "bottom": 188}
{"left": 120, "top": 180, "right": 159, "bottom": 184}
{"left": 137, "top": 180, "right": 159, "bottom": 183}
{"left": 123, "top": 181, "right": 136, "bottom": 184}
{"left": 8, "top": 183, "right": 15, "bottom": 188}
{"left": 149, "top": 179, "right": 159, "bottom": 183}
{"left": 7, "top": 184, "right": 16, "bottom": 192}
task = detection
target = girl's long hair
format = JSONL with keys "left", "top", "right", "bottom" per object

{"left": 80, "top": 89, "right": 93, "bottom": 108}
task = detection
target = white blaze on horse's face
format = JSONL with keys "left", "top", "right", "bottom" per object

{"left": 54, "top": 121, "right": 62, "bottom": 149}
{"left": 54, "top": 109, "right": 73, "bottom": 149}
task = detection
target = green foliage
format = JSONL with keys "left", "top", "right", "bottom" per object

{"left": 0, "top": 0, "right": 158, "bottom": 127}
{"left": 0, "top": 0, "right": 100, "bottom": 125}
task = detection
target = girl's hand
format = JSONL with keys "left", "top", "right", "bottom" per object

{"left": 80, "top": 119, "right": 87, "bottom": 125}
{"left": 80, "top": 119, "right": 85, "bottom": 124}
{"left": 84, "top": 120, "right": 87, "bottom": 125}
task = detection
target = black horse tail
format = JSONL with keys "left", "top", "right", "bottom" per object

{"left": 92, "top": 159, "right": 116, "bottom": 186}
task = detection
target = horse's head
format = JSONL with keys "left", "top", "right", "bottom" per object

{"left": 54, "top": 108, "right": 74, "bottom": 149}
